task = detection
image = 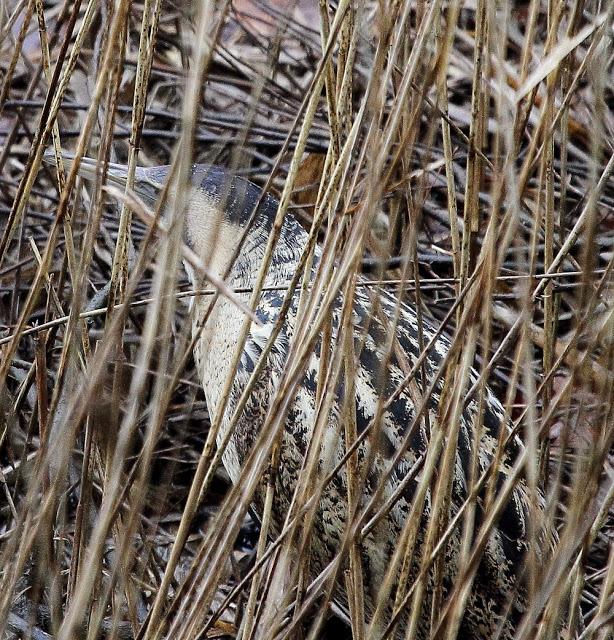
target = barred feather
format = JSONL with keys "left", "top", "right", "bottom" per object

{"left": 185, "top": 168, "right": 546, "bottom": 639}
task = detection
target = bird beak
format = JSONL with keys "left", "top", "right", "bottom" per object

{"left": 43, "top": 151, "right": 166, "bottom": 207}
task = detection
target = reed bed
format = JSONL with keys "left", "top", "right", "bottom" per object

{"left": 0, "top": 1, "right": 612, "bottom": 638}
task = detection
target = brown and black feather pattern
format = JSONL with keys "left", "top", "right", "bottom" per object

{"left": 185, "top": 168, "right": 546, "bottom": 640}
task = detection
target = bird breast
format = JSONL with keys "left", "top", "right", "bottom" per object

{"left": 189, "top": 217, "right": 539, "bottom": 640}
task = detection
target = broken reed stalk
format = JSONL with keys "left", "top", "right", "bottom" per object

{"left": 0, "top": 2, "right": 612, "bottom": 640}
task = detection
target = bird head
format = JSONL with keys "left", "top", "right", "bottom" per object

{"left": 50, "top": 154, "right": 283, "bottom": 282}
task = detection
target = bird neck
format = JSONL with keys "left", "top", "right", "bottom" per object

{"left": 228, "top": 214, "right": 309, "bottom": 288}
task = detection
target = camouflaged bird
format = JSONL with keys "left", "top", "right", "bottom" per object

{"left": 71, "top": 157, "right": 552, "bottom": 639}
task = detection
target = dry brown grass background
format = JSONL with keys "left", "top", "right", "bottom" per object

{"left": 0, "top": 0, "right": 612, "bottom": 638}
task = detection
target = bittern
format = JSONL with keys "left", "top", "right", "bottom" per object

{"left": 65, "top": 156, "right": 559, "bottom": 639}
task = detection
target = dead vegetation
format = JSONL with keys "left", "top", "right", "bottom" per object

{"left": 0, "top": 0, "right": 613, "bottom": 638}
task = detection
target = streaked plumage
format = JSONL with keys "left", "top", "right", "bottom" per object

{"left": 71, "top": 157, "right": 551, "bottom": 639}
